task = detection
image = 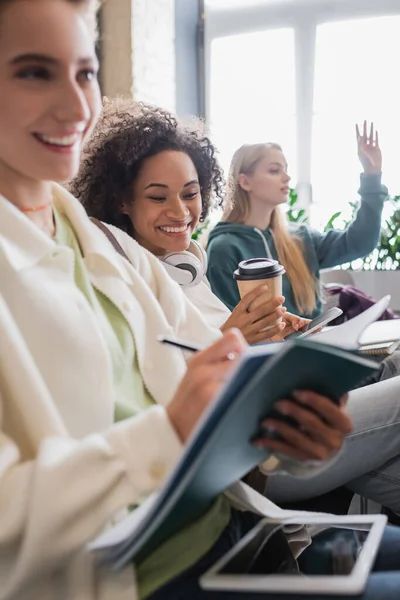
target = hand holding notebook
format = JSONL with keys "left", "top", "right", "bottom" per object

{"left": 89, "top": 299, "right": 390, "bottom": 568}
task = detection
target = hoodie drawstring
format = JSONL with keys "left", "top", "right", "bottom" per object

{"left": 253, "top": 227, "right": 273, "bottom": 259}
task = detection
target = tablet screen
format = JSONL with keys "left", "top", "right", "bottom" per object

{"left": 218, "top": 522, "right": 372, "bottom": 577}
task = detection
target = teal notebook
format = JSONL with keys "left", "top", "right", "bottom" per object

{"left": 89, "top": 338, "right": 378, "bottom": 568}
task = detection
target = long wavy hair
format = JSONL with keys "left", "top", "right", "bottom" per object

{"left": 70, "top": 98, "right": 225, "bottom": 237}
{"left": 223, "top": 143, "right": 318, "bottom": 315}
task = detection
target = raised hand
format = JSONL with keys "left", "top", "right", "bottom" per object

{"left": 356, "top": 120, "right": 382, "bottom": 174}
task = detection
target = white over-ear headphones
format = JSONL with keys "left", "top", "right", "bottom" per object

{"left": 160, "top": 240, "right": 207, "bottom": 288}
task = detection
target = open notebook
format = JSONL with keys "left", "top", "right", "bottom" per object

{"left": 356, "top": 319, "right": 400, "bottom": 356}
{"left": 89, "top": 296, "right": 390, "bottom": 569}
{"left": 313, "top": 297, "right": 398, "bottom": 356}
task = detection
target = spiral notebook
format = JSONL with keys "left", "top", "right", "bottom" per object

{"left": 358, "top": 319, "right": 400, "bottom": 356}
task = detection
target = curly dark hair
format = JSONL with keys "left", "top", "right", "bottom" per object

{"left": 70, "top": 98, "right": 225, "bottom": 236}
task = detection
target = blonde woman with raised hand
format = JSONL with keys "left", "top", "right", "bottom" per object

{"left": 207, "top": 132, "right": 387, "bottom": 318}
{"left": 0, "top": 2, "right": 398, "bottom": 600}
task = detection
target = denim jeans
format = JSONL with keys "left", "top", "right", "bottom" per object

{"left": 148, "top": 510, "right": 400, "bottom": 600}
{"left": 266, "top": 376, "right": 400, "bottom": 513}
{"left": 365, "top": 350, "right": 400, "bottom": 385}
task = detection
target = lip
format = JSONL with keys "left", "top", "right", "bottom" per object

{"left": 281, "top": 187, "right": 290, "bottom": 194}
{"left": 36, "top": 129, "right": 84, "bottom": 136}
{"left": 158, "top": 222, "right": 193, "bottom": 236}
{"left": 33, "top": 132, "right": 82, "bottom": 154}
{"left": 159, "top": 221, "right": 191, "bottom": 228}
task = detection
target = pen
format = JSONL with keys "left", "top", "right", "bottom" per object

{"left": 157, "top": 335, "right": 204, "bottom": 353}
{"left": 158, "top": 335, "right": 237, "bottom": 361}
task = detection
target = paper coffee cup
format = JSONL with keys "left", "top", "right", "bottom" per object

{"left": 233, "top": 258, "right": 285, "bottom": 311}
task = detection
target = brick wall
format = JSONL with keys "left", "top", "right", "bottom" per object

{"left": 101, "top": 0, "right": 176, "bottom": 112}
{"left": 100, "top": 0, "right": 134, "bottom": 99}
{"left": 132, "top": 0, "right": 176, "bottom": 111}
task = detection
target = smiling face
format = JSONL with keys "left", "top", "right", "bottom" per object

{"left": 239, "top": 148, "right": 291, "bottom": 207}
{"left": 0, "top": 0, "right": 101, "bottom": 188}
{"left": 123, "top": 150, "right": 202, "bottom": 256}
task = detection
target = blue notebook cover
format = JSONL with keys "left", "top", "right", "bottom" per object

{"left": 90, "top": 338, "right": 378, "bottom": 567}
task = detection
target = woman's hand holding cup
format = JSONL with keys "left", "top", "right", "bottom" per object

{"left": 220, "top": 285, "right": 286, "bottom": 344}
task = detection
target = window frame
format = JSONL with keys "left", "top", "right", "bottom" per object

{"left": 204, "top": 0, "right": 400, "bottom": 212}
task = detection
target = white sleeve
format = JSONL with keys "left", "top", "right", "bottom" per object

{"left": 0, "top": 400, "right": 182, "bottom": 593}
{"left": 259, "top": 452, "right": 340, "bottom": 477}
{"left": 107, "top": 225, "right": 222, "bottom": 347}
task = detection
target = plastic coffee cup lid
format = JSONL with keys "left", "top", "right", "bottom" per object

{"left": 233, "top": 258, "right": 285, "bottom": 281}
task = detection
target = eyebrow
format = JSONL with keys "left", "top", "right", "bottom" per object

{"left": 10, "top": 53, "right": 98, "bottom": 67}
{"left": 269, "top": 162, "right": 287, "bottom": 168}
{"left": 145, "top": 180, "right": 199, "bottom": 190}
{"left": 145, "top": 183, "right": 168, "bottom": 190}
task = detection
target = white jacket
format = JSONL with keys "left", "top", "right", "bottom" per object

{"left": 0, "top": 185, "right": 321, "bottom": 600}
{"left": 0, "top": 184, "right": 224, "bottom": 600}
{"left": 184, "top": 275, "right": 231, "bottom": 330}
{"left": 154, "top": 239, "right": 231, "bottom": 331}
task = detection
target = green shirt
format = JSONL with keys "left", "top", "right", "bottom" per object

{"left": 53, "top": 209, "right": 231, "bottom": 598}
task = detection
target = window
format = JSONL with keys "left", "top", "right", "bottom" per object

{"left": 205, "top": 0, "right": 307, "bottom": 9}
{"left": 209, "top": 28, "right": 296, "bottom": 180}
{"left": 311, "top": 15, "right": 400, "bottom": 228}
{"left": 206, "top": 0, "right": 277, "bottom": 8}
{"left": 205, "top": 0, "right": 400, "bottom": 227}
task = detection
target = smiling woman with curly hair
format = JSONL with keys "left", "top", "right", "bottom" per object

{"left": 70, "top": 97, "right": 225, "bottom": 236}
{"left": 70, "top": 97, "right": 308, "bottom": 341}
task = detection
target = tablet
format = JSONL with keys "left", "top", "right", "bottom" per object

{"left": 200, "top": 514, "right": 387, "bottom": 596}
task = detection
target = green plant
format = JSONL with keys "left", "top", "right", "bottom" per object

{"left": 362, "top": 195, "right": 400, "bottom": 270}
{"left": 286, "top": 187, "right": 400, "bottom": 270}
{"left": 324, "top": 195, "right": 400, "bottom": 270}
{"left": 192, "top": 217, "right": 211, "bottom": 241}
{"left": 323, "top": 210, "right": 347, "bottom": 232}
{"left": 286, "top": 188, "right": 308, "bottom": 224}
{"left": 323, "top": 201, "right": 356, "bottom": 232}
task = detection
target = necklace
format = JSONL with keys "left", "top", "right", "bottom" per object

{"left": 19, "top": 199, "right": 53, "bottom": 213}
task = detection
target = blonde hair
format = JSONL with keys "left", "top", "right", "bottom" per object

{"left": 223, "top": 143, "right": 318, "bottom": 315}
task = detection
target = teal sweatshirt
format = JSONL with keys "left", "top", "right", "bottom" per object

{"left": 206, "top": 173, "right": 388, "bottom": 319}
